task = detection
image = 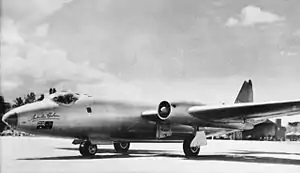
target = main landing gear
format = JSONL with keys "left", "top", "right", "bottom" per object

{"left": 183, "top": 136, "right": 200, "bottom": 157}
{"left": 78, "top": 141, "right": 131, "bottom": 156}
{"left": 77, "top": 137, "right": 201, "bottom": 157}
{"left": 79, "top": 141, "right": 97, "bottom": 156}
{"left": 113, "top": 142, "right": 130, "bottom": 153}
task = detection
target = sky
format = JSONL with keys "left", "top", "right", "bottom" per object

{"left": 1, "top": 0, "right": 300, "bottom": 125}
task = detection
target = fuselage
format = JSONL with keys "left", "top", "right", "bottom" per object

{"left": 3, "top": 92, "right": 197, "bottom": 142}
{"left": 2, "top": 91, "right": 255, "bottom": 143}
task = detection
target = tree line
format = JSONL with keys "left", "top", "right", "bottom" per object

{"left": 0, "top": 88, "right": 57, "bottom": 132}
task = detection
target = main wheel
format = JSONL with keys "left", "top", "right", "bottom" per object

{"left": 183, "top": 137, "right": 200, "bottom": 157}
{"left": 113, "top": 142, "right": 130, "bottom": 153}
{"left": 79, "top": 141, "right": 97, "bottom": 156}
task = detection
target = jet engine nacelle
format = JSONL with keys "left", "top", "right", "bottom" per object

{"left": 157, "top": 100, "right": 172, "bottom": 120}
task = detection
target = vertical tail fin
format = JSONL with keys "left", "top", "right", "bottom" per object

{"left": 234, "top": 80, "right": 253, "bottom": 103}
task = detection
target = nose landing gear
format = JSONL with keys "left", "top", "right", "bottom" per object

{"left": 79, "top": 141, "right": 97, "bottom": 156}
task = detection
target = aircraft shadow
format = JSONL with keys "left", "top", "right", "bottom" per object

{"left": 231, "top": 149, "right": 300, "bottom": 156}
{"left": 56, "top": 147, "right": 172, "bottom": 155}
{"left": 180, "top": 155, "right": 300, "bottom": 166}
{"left": 19, "top": 154, "right": 147, "bottom": 160}
{"left": 18, "top": 148, "right": 300, "bottom": 165}
{"left": 18, "top": 148, "right": 179, "bottom": 161}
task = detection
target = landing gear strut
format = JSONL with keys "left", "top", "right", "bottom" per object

{"left": 79, "top": 141, "right": 97, "bottom": 156}
{"left": 183, "top": 136, "right": 200, "bottom": 157}
{"left": 113, "top": 142, "right": 130, "bottom": 153}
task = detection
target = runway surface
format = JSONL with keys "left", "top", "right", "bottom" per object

{"left": 1, "top": 137, "right": 300, "bottom": 173}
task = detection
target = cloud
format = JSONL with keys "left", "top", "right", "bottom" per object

{"left": 2, "top": 0, "right": 300, "bottom": 105}
{"left": 225, "top": 17, "right": 239, "bottom": 27}
{"left": 280, "top": 51, "right": 298, "bottom": 56}
{"left": 77, "top": 81, "right": 145, "bottom": 102}
{"left": 2, "top": 0, "right": 74, "bottom": 23}
{"left": 226, "top": 5, "right": 284, "bottom": 27}
{"left": 0, "top": 0, "right": 145, "bottom": 101}
{"left": 0, "top": 18, "right": 24, "bottom": 45}
{"left": 212, "top": 1, "right": 223, "bottom": 7}
{"left": 2, "top": 40, "right": 117, "bottom": 88}
{"left": 0, "top": 16, "right": 123, "bottom": 99}
{"left": 0, "top": 10, "right": 143, "bottom": 101}
{"left": 35, "top": 23, "right": 49, "bottom": 37}
{"left": 1, "top": 80, "right": 22, "bottom": 92}
{"left": 293, "top": 30, "right": 300, "bottom": 37}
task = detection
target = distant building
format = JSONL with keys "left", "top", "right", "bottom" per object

{"left": 231, "top": 131, "right": 243, "bottom": 140}
{"left": 242, "top": 119, "right": 286, "bottom": 141}
{"left": 286, "top": 132, "right": 300, "bottom": 141}
{"left": 230, "top": 119, "right": 286, "bottom": 141}
{"left": 286, "top": 122, "right": 300, "bottom": 141}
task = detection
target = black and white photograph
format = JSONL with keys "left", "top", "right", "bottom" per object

{"left": 1, "top": 0, "right": 300, "bottom": 173}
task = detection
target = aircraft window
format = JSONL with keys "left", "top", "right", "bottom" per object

{"left": 86, "top": 107, "right": 92, "bottom": 113}
{"left": 53, "top": 93, "right": 78, "bottom": 105}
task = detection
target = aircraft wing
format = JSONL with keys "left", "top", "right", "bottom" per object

{"left": 188, "top": 100, "right": 300, "bottom": 122}
{"left": 141, "top": 100, "right": 300, "bottom": 127}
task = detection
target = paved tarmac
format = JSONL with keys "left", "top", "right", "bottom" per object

{"left": 1, "top": 137, "right": 300, "bottom": 173}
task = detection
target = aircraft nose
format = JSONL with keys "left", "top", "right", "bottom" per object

{"left": 2, "top": 111, "right": 18, "bottom": 128}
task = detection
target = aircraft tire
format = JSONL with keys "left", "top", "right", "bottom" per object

{"left": 113, "top": 142, "right": 130, "bottom": 153}
{"left": 183, "top": 137, "right": 200, "bottom": 157}
{"left": 79, "top": 141, "right": 97, "bottom": 156}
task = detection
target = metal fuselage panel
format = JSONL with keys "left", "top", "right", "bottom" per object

{"left": 16, "top": 99, "right": 194, "bottom": 141}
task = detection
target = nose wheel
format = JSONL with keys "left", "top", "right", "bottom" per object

{"left": 113, "top": 142, "right": 130, "bottom": 153}
{"left": 183, "top": 136, "right": 200, "bottom": 157}
{"left": 79, "top": 141, "right": 97, "bottom": 156}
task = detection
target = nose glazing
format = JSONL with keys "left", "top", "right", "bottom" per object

{"left": 2, "top": 111, "right": 18, "bottom": 128}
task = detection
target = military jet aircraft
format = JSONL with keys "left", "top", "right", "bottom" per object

{"left": 2, "top": 80, "right": 300, "bottom": 157}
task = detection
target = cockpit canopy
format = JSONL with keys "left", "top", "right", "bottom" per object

{"left": 51, "top": 91, "right": 79, "bottom": 105}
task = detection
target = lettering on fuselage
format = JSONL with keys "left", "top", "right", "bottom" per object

{"left": 29, "top": 112, "right": 60, "bottom": 122}
{"left": 36, "top": 121, "right": 53, "bottom": 129}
